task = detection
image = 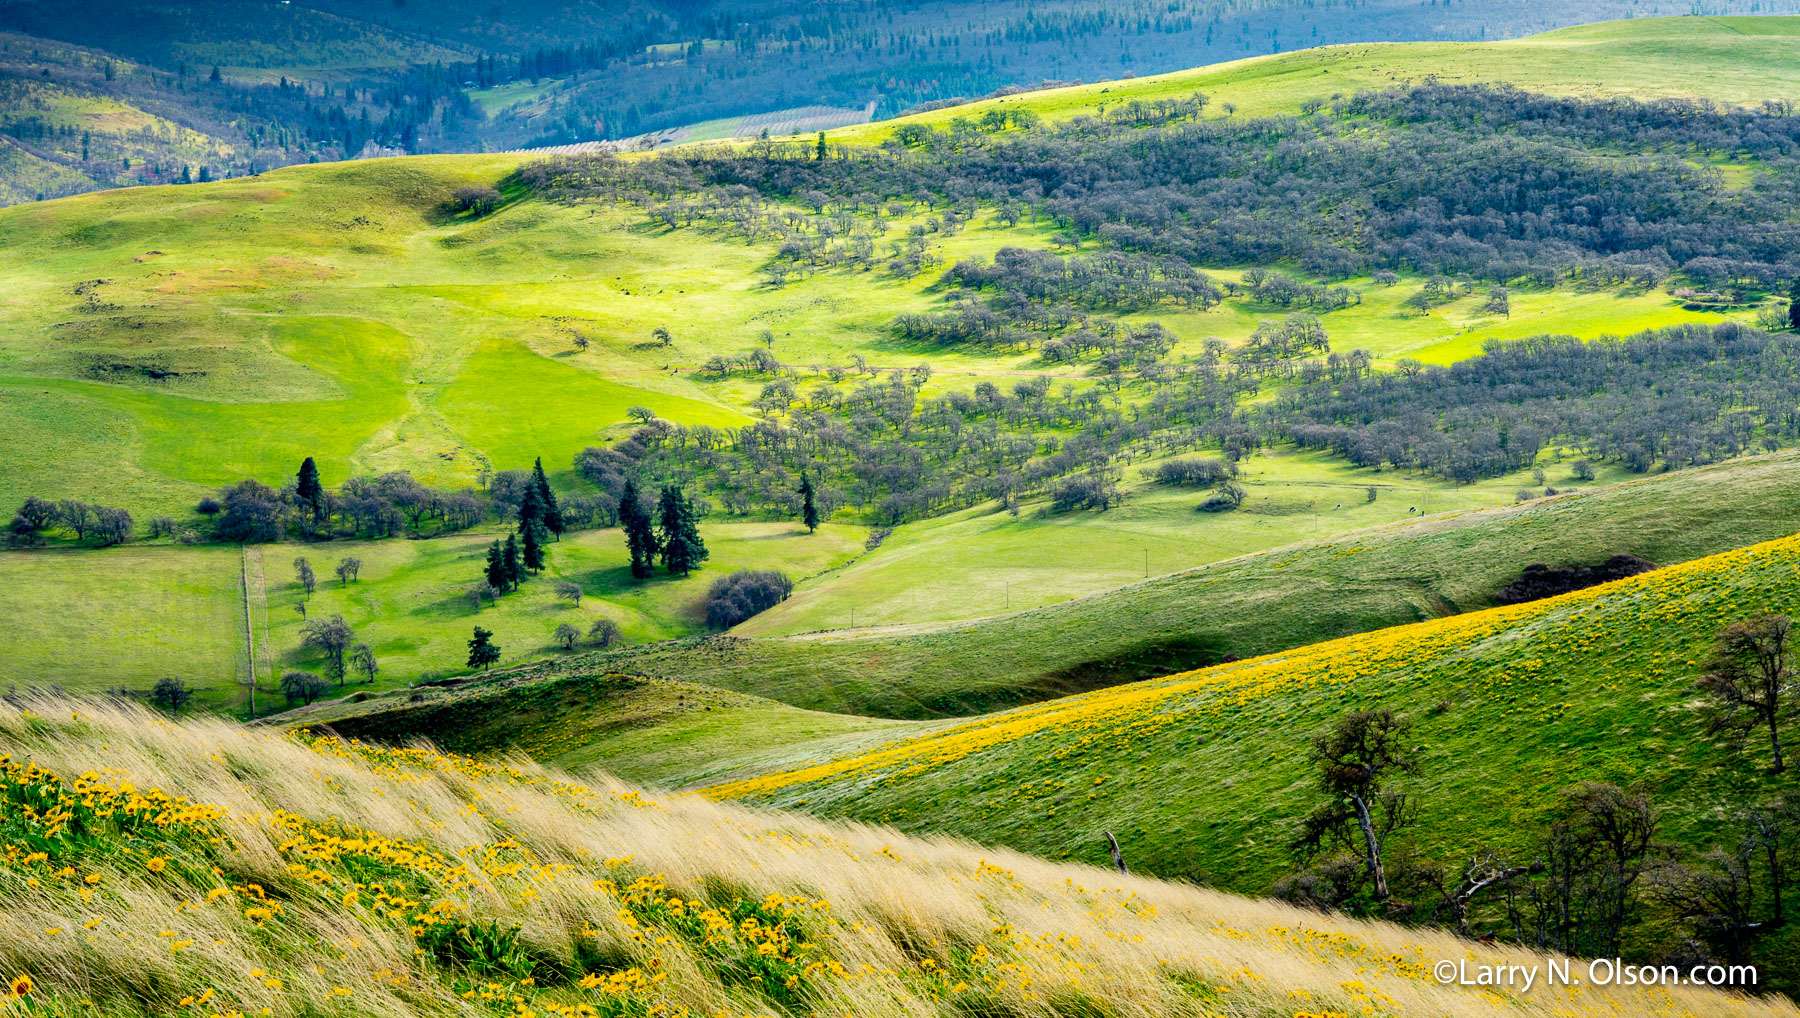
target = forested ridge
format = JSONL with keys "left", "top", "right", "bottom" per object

{"left": 529, "top": 84, "right": 1800, "bottom": 286}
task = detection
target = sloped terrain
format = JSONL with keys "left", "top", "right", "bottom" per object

{"left": 0, "top": 697, "right": 1788, "bottom": 1018}
{"left": 594, "top": 455, "right": 1800, "bottom": 718}
{"left": 704, "top": 533, "right": 1800, "bottom": 901}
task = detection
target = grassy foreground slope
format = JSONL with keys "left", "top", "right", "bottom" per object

{"left": 598, "top": 454, "right": 1800, "bottom": 718}
{"left": 706, "top": 532, "right": 1800, "bottom": 895}
{"left": 1, "top": 700, "right": 1788, "bottom": 1018}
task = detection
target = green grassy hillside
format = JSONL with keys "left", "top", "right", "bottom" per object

{"left": 0, "top": 518, "right": 867, "bottom": 708}
{"left": 832, "top": 15, "right": 1800, "bottom": 142}
{"left": 590, "top": 454, "right": 1800, "bottom": 718}
{"left": 741, "top": 448, "right": 1626, "bottom": 635}
{"left": 705, "top": 530, "right": 1800, "bottom": 901}
{"left": 296, "top": 667, "right": 933, "bottom": 789}
{"left": 3, "top": 19, "right": 1791, "bottom": 520}
{"left": 8, "top": 698, "right": 1784, "bottom": 1018}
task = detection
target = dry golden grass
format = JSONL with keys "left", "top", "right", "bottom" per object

{"left": 0, "top": 696, "right": 1791, "bottom": 1018}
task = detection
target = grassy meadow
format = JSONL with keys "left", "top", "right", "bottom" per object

{"left": 700, "top": 533, "right": 1800, "bottom": 907}
{"left": 0, "top": 520, "right": 867, "bottom": 710}
{"left": 744, "top": 447, "right": 1635, "bottom": 635}
{"left": 0, "top": 124, "right": 1763, "bottom": 523}
{"left": 588, "top": 454, "right": 1800, "bottom": 718}
{"left": 1, "top": 697, "right": 1790, "bottom": 1018}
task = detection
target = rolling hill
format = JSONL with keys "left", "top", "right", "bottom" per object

{"left": 6, "top": 3, "right": 1788, "bottom": 207}
{"left": 2, "top": 15, "right": 1799, "bottom": 707}
{"left": 589, "top": 454, "right": 1800, "bottom": 718}
{"left": 1, "top": 696, "right": 1790, "bottom": 1018}
{"left": 698, "top": 532, "right": 1800, "bottom": 894}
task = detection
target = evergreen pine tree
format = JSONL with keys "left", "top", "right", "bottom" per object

{"left": 296, "top": 456, "right": 325, "bottom": 525}
{"left": 657, "top": 484, "right": 709, "bottom": 577}
{"left": 466, "top": 627, "right": 500, "bottom": 671}
{"left": 484, "top": 540, "right": 507, "bottom": 591}
{"left": 518, "top": 484, "right": 550, "bottom": 570}
{"left": 619, "top": 479, "right": 658, "bottom": 580}
{"left": 520, "top": 521, "right": 546, "bottom": 573}
{"left": 502, "top": 533, "right": 523, "bottom": 590}
{"left": 799, "top": 472, "right": 819, "bottom": 533}
{"left": 815, "top": 131, "right": 827, "bottom": 161}
{"left": 531, "top": 457, "right": 564, "bottom": 538}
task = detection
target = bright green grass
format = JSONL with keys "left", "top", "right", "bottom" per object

{"left": 747, "top": 447, "right": 1584, "bottom": 635}
{"left": 829, "top": 16, "right": 1800, "bottom": 146}
{"left": 0, "top": 41, "right": 1772, "bottom": 522}
{"left": 0, "top": 519, "right": 864, "bottom": 709}
{"left": 0, "top": 544, "right": 249, "bottom": 702}
{"left": 261, "top": 521, "right": 866, "bottom": 689}
{"left": 290, "top": 669, "right": 934, "bottom": 789}
{"left": 595, "top": 454, "right": 1800, "bottom": 719}
{"left": 706, "top": 530, "right": 1800, "bottom": 909}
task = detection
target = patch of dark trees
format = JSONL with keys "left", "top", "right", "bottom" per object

{"left": 1276, "top": 321, "right": 1800, "bottom": 483}
{"left": 521, "top": 82, "right": 1800, "bottom": 290}
{"left": 704, "top": 569, "right": 795, "bottom": 629}
{"left": 576, "top": 364, "right": 1260, "bottom": 526}
{"left": 8, "top": 496, "right": 131, "bottom": 548}
{"left": 565, "top": 318, "right": 1795, "bottom": 530}
{"left": 1494, "top": 554, "right": 1658, "bottom": 605}
{"left": 197, "top": 462, "right": 614, "bottom": 545}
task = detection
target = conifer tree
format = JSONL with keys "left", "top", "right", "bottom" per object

{"left": 657, "top": 484, "right": 709, "bottom": 577}
{"left": 531, "top": 457, "right": 564, "bottom": 538}
{"left": 466, "top": 626, "right": 500, "bottom": 671}
{"left": 296, "top": 456, "right": 325, "bottom": 526}
{"left": 502, "top": 533, "right": 523, "bottom": 590}
{"left": 799, "top": 472, "right": 819, "bottom": 534}
{"left": 619, "top": 479, "right": 658, "bottom": 580}
{"left": 484, "top": 540, "right": 507, "bottom": 592}
{"left": 518, "top": 486, "right": 549, "bottom": 572}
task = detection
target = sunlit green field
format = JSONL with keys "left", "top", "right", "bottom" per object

{"left": 0, "top": 16, "right": 1794, "bottom": 708}
{"left": 0, "top": 519, "right": 865, "bottom": 709}
{"left": 744, "top": 447, "right": 1613, "bottom": 635}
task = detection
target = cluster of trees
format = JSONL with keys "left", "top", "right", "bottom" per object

{"left": 1277, "top": 615, "right": 1800, "bottom": 968}
{"left": 704, "top": 569, "right": 795, "bottom": 629}
{"left": 576, "top": 360, "right": 1260, "bottom": 525}
{"left": 1276, "top": 322, "right": 1800, "bottom": 482}
{"left": 617, "top": 481, "right": 709, "bottom": 579}
{"left": 943, "top": 246, "right": 1224, "bottom": 314}
{"left": 8, "top": 496, "right": 131, "bottom": 547}
{"left": 524, "top": 83, "right": 1800, "bottom": 290}
{"left": 476, "top": 459, "right": 563, "bottom": 603}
